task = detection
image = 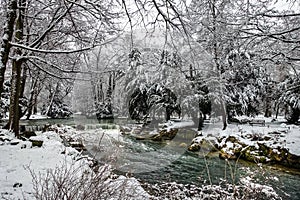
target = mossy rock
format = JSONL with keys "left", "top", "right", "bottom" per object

{"left": 219, "top": 149, "right": 237, "bottom": 160}
{"left": 150, "top": 129, "right": 178, "bottom": 141}
{"left": 241, "top": 149, "right": 257, "bottom": 162}
{"left": 226, "top": 136, "right": 238, "bottom": 143}
{"left": 200, "top": 138, "right": 218, "bottom": 152}
{"left": 188, "top": 143, "right": 201, "bottom": 152}
{"left": 257, "top": 143, "right": 272, "bottom": 156}
{"left": 286, "top": 153, "right": 300, "bottom": 169}
{"left": 189, "top": 136, "right": 221, "bottom": 153}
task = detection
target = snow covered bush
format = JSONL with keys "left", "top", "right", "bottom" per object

{"left": 28, "top": 162, "right": 149, "bottom": 200}
{"left": 41, "top": 98, "right": 72, "bottom": 119}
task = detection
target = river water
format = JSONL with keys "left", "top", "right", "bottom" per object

{"left": 4, "top": 117, "right": 300, "bottom": 199}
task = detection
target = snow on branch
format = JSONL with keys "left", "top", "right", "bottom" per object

{"left": 10, "top": 42, "right": 95, "bottom": 54}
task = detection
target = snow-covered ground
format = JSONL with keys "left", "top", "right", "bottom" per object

{"left": 3, "top": 112, "right": 50, "bottom": 120}
{"left": 0, "top": 128, "right": 149, "bottom": 200}
{"left": 202, "top": 119, "right": 300, "bottom": 156}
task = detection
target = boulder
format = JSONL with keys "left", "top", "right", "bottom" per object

{"left": 20, "top": 131, "right": 36, "bottom": 139}
{"left": 188, "top": 137, "right": 218, "bottom": 152}
{"left": 219, "top": 149, "right": 237, "bottom": 160}
{"left": 30, "top": 139, "right": 43, "bottom": 147}
{"left": 150, "top": 129, "right": 178, "bottom": 141}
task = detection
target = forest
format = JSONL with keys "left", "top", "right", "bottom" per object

{"left": 0, "top": 0, "right": 300, "bottom": 199}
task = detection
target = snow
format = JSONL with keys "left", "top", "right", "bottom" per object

{"left": 165, "top": 120, "right": 195, "bottom": 130}
{"left": 0, "top": 128, "right": 150, "bottom": 200}
{"left": 21, "top": 113, "right": 50, "bottom": 120}
{"left": 3, "top": 113, "right": 50, "bottom": 120}
{"left": 0, "top": 131, "right": 67, "bottom": 199}
{"left": 193, "top": 115, "right": 300, "bottom": 157}
{"left": 2, "top": 33, "right": 9, "bottom": 41}
{"left": 240, "top": 176, "right": 280, "bottom": 199}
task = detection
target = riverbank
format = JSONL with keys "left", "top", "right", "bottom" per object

{"left": 188, "top": 121, "right": 300, "bottom": 169}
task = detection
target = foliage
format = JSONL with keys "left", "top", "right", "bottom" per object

{"left": 278, "top": 76, "right": 300, "bottom": 123}
{"left": 129, "top": 84, "right": 180, "bottom": 122}
{"left": 41, "top": 95, "right": 72, "bottom": 119}
{"left": 224, "top": 51, "right": 267, "bottom": 118}
{"left": 85, "top": 101, "right": 114, "bottom": 119}
{"left": 28, "top": 163, "right": 146, "bottom": 200}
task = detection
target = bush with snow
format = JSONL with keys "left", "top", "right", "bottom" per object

{"left": 41, "top": 99, "right": 72, "bottom": 119}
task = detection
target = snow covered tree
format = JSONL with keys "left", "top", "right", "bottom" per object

{"left": 223, "top": 51, "right": 267, "bottom": 119}
{"left": 277, "top": 75, "right": 300, "bottom": 123}
{"left": 0, "top": 0, "right": 17, "bottom": 97}
{"left": 240, "top": 0, "right": 300, "bottom": 120}
{"left": 129, "top": 84, "right": 181, "bottom": 123}
{"left": 41, "top": 80, "right": 72, "bottom": 119}
{"left": 0, "top": 0, "right": 121, "bottom": 136}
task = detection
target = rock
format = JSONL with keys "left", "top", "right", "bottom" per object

{"left": 69, "top": 141, "right": 87, "bottom": 151}
{"left": 188, "top": 143, "right": 200, "bottom": 151}
{"left": 188, "top": 137, "right": 218, "bottom": 152}
{"left": 219, "top": 149, "right": 237, "bottom": 160}
{"left": 42, "top": 124, "right": 55, "bottom": 132}
{"left": 20, "top": 131, "right": 36, "bottom": 139}
{"left": 226, "top": 136, "right": 238, "bottom": 143}
{"left": 263, "top": 135, "right": 272, "bottom": 141}
{"left": 120, "top": 126, "right": 132, "bottom": 134}
{"left": 10, "top": 140, "right": 20, "bottom": 145}
{"left": 30, "top": 139, "right": 43, "bottom": 147}
{"left": 179, "top": 143, "right": 187, "bottom": 148}
{"left": 13, "top": 183, "right": 22, "bottom": 188}
{"left": 150, "top": 129, "right": 178, "bottom": 141}
{"left": 240, "top": 119, "right": 250, "bottom": 124}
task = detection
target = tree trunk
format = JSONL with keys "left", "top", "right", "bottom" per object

{"left": 106, "top": 73, "right": 112, "bottom": 100}
{"left": 8, "top": 59, "right": 22, "bottom": 137}
{"left": 264, "top": 84, "right": 272, "bottom": 117}
{"left": 221, "top": 101, "right": 227, "bottom": 130}
{"left": 197, "top": 111, "right": 204, "bottom": 131}
{"left": 8, "top": 0, "right": 25, "bottom": 137}
{"left": 19, "top": 65, "right": 27, "bottom": 98}
{"left": 46, "top": 83, "right": 59, "bottom": 116}
{"left": 0, "top": 0, "right": 18, "bottom": 97}
{"left": 33, "top": 91, "right": 39, "bottom": 114}
{"left": 26, "top": 78, "right": 38, "bottom": 119}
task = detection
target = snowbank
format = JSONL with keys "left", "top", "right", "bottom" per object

{"left": 189, "top": 121, "right": 300, "bottom": 168}
{"left": 0, "top": 128, "right": 150, "bottom": 200}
